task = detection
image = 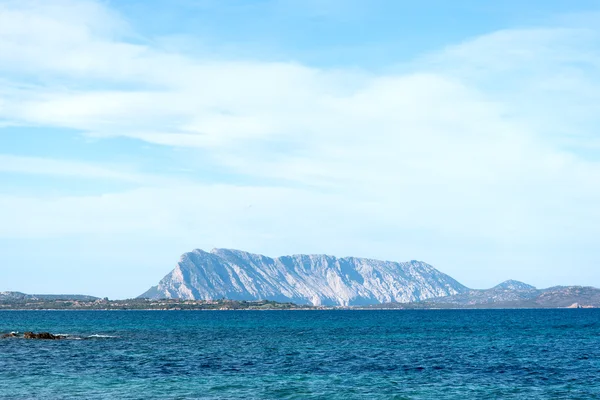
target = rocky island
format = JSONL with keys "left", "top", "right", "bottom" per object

{"left": 2, "top": 249, "right": 599, "bottom": 310}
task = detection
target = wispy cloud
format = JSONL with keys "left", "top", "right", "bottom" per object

{"left": 0, "top": 154, "right": 150, "bottom": 182}
{"left": 1, "top": 0, "right": 600, "bottom": 292}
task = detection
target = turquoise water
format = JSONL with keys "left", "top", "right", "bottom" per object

{"left": 1, "top": 310, "right": 599, "bottom": 399}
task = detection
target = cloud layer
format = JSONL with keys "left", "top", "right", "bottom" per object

{"left": 1, "top": 0, "right": 599, "bottom": 296}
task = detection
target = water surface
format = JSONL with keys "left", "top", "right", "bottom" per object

{"left": 1, "top": 310, "right": 599, "bottom": 399}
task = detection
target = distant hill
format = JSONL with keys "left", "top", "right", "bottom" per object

{"left": 419, "top": 280, "right": 540, "bottom": 306}
{"left": 139, "top": 248, "right": 468, "bottom": 306}
{"left": 492, "top": 280, "right": 536, "bottom": 291}
{"left": 0, "top": 292, "right": 98, "bottom": 302}
{"left": 366, "top": 284, "right": 600, "bottom": 309}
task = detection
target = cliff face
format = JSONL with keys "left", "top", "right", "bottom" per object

{"left": 139, "top": 248, "right": 468, "bottom": 306}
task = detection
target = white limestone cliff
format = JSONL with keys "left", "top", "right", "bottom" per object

{"left": 139, "top": 248, "right": 468, "bottom": 306}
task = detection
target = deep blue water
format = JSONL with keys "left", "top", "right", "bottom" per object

{"left": 1, "top": 310, "right": 599, "bottom": 399}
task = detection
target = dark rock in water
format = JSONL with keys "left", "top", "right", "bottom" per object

{"left": 1, "top": 332, "right": 18, "bottom": 338}
{"left": 23, "top": 331, "right": 63, "bottom": 340}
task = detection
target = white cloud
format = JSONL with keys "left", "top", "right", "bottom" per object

{"left": 1, "top": 0, "right": 600, "bottom": 292}
{"left": 0, "top": 154, "right": 148, "bottom": 181}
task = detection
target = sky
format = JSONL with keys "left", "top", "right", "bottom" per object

{"left": 1, "top": 0, "right": 600, "bottom": 299}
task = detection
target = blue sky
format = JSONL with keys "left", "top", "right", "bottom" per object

{"left": 1, "top": 0, "right": 600, "bottom": 298}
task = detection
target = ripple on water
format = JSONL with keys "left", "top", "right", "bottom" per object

{"left": 0, "top": 309, "right": 599, "bottom": 399}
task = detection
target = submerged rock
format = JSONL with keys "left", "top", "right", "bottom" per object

{"left": 1, "top": 332, "right": 18, "bottom": 338}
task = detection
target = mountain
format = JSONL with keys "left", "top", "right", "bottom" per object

{"left": 139, "top": 248, "right": 468, "bottom": 306}
{"left": 0, "top": 292, "right": 98, "bottom": 302}
{"left": 493, "top": 280, "right": 536, "bottom": 291}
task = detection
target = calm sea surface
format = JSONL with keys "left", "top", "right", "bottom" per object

{"left": 1, "top": 310, "right": 599, "bottom": 399}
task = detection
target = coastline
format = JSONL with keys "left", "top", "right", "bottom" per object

{"left": 1, "top": 296, "right": 597, "bottom": 311}
{"left": 1, "top": 306, "right": 596, "bottom": 311}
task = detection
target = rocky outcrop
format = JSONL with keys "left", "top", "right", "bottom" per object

{"left": 23, "top": 332, "right": 64, "bottom": 340}
{"left": 140, "top": 248, "right": 468, "bottom": 306}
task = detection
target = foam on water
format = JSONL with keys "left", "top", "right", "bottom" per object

{"left": 87, "top": 334, "right": 118, "bottom": 338}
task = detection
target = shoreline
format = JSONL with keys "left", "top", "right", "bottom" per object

{"left": 0, "top": 306, "right": 595, "bottom": 311}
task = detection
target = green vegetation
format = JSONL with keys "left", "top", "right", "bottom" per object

{"left": 0, "top": 297, "right": 316, "bottom": 310}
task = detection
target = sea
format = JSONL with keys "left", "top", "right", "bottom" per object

{"left": 1, "top": 309, "right": 599, "bottom": 399}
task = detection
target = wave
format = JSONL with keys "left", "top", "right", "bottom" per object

{"left": 2, "top": 331, "right": 119, "bottom": 340}
{"left": 87, "top": 334, "right": 118, "bottom": 339}
{"left": 43, "top": 333, "right": 119, "bottom": 340}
